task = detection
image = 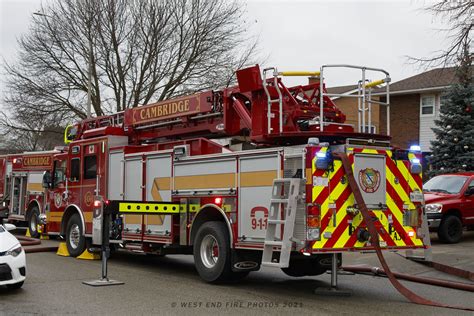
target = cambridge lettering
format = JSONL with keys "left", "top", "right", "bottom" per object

{"left": 139, "top": 99, "right": 191, "bottom": 121}
{"left": 23, "top": 156, "right": 51, "bottom": 167}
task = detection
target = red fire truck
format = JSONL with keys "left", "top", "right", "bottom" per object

{"left": 35, "top": 64, "right": 426, "bottom": 283}
{"left": 0, "top": 150, "right": 61, "bottom": 237}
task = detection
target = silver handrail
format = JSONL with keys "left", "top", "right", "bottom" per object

{"left": 319, "top": 64, "right": 391, "bottom": 135}
{"left": 262, "top": 67, "right": 283, "bottom": 134}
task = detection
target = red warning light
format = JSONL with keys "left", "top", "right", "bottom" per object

{"left": 214, "top": 197, "right": 222, "bottom": 205}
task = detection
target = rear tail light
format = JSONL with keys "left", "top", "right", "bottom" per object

{"left": 307, "top": 216, "right": 320, "bottom": 228}
{"left": 307, "top": 204, "right": 320, "bottom": 228}
{"left": 307, "top": 204, "right": 320, "bottom": 216}
{"left": 307, "top": 204, "right": 321, "bottom": 241}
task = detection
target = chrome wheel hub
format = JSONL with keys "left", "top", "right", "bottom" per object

{"left": 69, "top": 224, "right": 80, "bottom": 249}
{"left": 200, "top": 235, "right": 219, "bottom": 269}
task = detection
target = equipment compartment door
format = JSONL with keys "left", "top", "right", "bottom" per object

{"left": 238, "top": 153, "right": 281, "bottom": 241}
{"left": 354, "top": 154, "right": 386, "bottom": 208}
{"left": 10, "top": 173, "right": 27, "bottom": 216}
{"left": 108, "top": 151, "right": 124, "bottom": 201}
{"left": 123, "top": 157, "right": 143, "bottom": 235}
{"left": 145, "top": 154, "right": 172, "bottom": 236}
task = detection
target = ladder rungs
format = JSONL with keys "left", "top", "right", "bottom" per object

{"left": 269, "top": 99, "right": 281, "bottom": 103}
{"left": 272, "top": 179, "right": 292, "bottom": 184}
{"left": 264, "top": 240, "right": 283, "bottom": 246}
{"left": 268, "top": 219, "right": 285, "bottom": 225}
{"left": 271, "top": 199, "right": 289, "bottom": 204}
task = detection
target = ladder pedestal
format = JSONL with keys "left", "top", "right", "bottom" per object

{"left": 314, "top": 253, "right": 352, "bottom": 297}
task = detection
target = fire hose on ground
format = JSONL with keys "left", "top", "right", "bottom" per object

{"left": 341, "top": 265, "right": 474, "bottom": 292}
{"left": 16, "top": 235, "right": 58, "bottom": 253}
{"left": 334, "top": 152, "right": 474, "bottom": 312}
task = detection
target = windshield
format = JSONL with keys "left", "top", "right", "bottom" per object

{"left": 424, "top": 176, "right": 468, "bottom": 194}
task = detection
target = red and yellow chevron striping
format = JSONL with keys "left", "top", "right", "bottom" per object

{"left": 307, "top": 146, "right": 425, "bottom": 253}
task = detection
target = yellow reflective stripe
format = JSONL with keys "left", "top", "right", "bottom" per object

{"left": 386, "top": 166, "right": 412, "bottom": 206}
{"left": 332, "top": 195, "right": 356, "bottom": 248}
{"left": 179, "top": 204, "right": 232, "bottom": 213}
{"left": 278, "top": 71, "right": 320, "bottom": 77}
{"left": 360, "top": 148, "right": 379, "bottom": 154}
{"left": 398, "top": 157, "right": 422, "bottom": 192}
{"left": 119, "top": 202, "right": 180, "bottom": 214}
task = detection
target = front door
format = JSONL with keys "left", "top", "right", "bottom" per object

{"left": 80, "top": 142, "right": 105, "bottom": 234}
{"left": 46, "top": 157, "right": 67, "bottom": 233}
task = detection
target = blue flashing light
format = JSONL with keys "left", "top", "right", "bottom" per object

{"left": 411, "top": 158, "right": 421, "bottom": 164}
{"left": 409, "top": 145, "right": 421, "bottom": 152}
{"left": 316, "top": 151, "right": 327, "bottom": 158}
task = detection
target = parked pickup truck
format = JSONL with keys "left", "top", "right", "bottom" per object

{"left": 424, "top": 172, "right": 474, "bottom": 243}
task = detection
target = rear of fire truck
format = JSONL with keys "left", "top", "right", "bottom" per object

{"left": 251, "top": 65, "right": 427, "bottom": 278}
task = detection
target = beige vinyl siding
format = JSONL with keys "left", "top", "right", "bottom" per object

{"left": 419, "top": 94, "right": 440, "bottom": 152}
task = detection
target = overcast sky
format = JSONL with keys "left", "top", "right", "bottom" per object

{"left": 0, "top": 0, "right": 448, "bottom": 107}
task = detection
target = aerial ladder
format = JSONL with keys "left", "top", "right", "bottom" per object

{"left": 65, "top": 64, "right": 390, "bottom": 148}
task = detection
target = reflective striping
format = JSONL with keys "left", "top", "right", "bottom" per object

{"left": 311, "top": 148, "right": 425, "bottom": 251}
{"left": 118, "top": 202, "right": 180, "bottom": 214}
{"left": 151, "top": 177, "right": 171, "bottom": 202}
{"left": 124, "top": 214, "right": 142, "bottom": 224}
{"left": 240, "top": 170, "right": 277, "bottom": 187}
{"left": 305, "top": 168, "right": 312, "bottom": 184}
{"left": 174, "top": 173, "right": 235, "bottom": 190}
{"left": 27, "top": 183, "right": 43, "bottom": 192}
{"left": 145, "top": 214, "right": 165, "bottom": 225}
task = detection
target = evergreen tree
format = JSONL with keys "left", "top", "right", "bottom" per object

{"left": 429, "top": 45, "right": 473, "bottom": 177}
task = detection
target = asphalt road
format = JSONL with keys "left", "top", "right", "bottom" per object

{"left": 1, "top": 232, "right": 473, "bottom": 316}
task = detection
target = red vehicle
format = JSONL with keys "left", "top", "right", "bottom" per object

{"left": 0, "top": 151, "right": 61, "bottom": 237}
{"left": 424, "top": 172, "right": 474, "bottom": 243}
{"left": 17, "top": 64, "right": 428, "bottom": 283}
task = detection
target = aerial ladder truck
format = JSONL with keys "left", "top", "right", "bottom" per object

{"left": 35, "top": 64, "right": 427, "bottom": 284}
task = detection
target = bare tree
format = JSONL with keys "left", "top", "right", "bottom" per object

{"left": 1, "top": 0, "right": 258, "bottom": 152}
{"left": 410, "top": 0, "right": 472, "bottom": 67}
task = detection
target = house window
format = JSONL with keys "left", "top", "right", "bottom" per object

{"left": 420, "top": 95, "right": 435, "bottom": 116}
{"left": 363, "top": 125, "right": 377, "bottom": 133}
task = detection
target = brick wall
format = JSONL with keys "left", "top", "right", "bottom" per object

{"left": 379, "top": 94, "right": 420, "bottom": 149}
{"left": 333, "top": 97, "right": 380, "bottom": 133}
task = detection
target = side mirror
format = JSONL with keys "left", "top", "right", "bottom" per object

{"left": 42, "top": 171, "right": 52, "bottom": 189}
{"left": 465, "top": 187, "right": 474, "bottom": 196}
{"left": 4, "top": 223, "right": 16, "bottom": 231}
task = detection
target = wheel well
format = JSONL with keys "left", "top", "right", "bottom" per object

{"left": 190, "top": 205, "right": 233, "bottom": 246}
{"left": 26, "top": 200, "right": 40, "bottom": 219}
{"left": 61, "top": 206, "right": 84, "bottom": 235}
{"left": 443, "top": 209, "right": 462, "bottom": 222}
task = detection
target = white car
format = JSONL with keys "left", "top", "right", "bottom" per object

{"left": 0, "top": 224, "right": 26, "bottom": 289}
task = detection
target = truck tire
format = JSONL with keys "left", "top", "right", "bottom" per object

{"left": 66, "top": 213, "right": 86, "bottom": 257}
{"left": 27, "top": 206, "right": 40, "bottom": 239}
{"left": 438, "top": 215, "right": 463, "bottom": 244}
{"left": 193, "top": 222, "right": 233, "bottom": 283}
